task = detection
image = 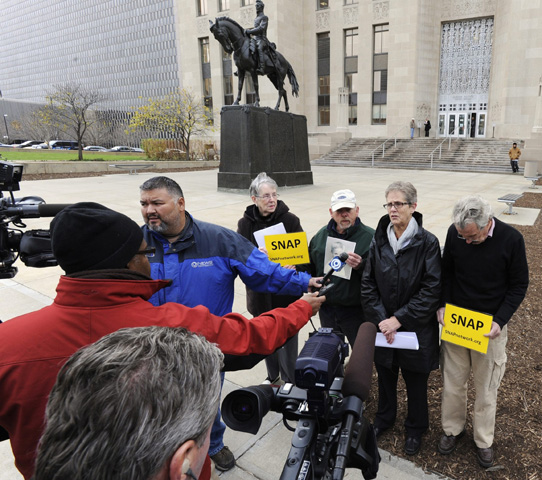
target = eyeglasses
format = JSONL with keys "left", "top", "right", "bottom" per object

{"left": 383, "top": 202, "right": 410, "bottom": 210}
{"left": 255, "top": 193, "right": 279, "bottom": 201}
{"left": 136, "top": 247, "right": 156, "bottom": 258}
{"left": 456, "top": 232, "right": 486, "bottom": 244}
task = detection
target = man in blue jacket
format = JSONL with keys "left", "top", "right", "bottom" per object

{"left": 139, "top": 176, "right": 321, "bottom": 471}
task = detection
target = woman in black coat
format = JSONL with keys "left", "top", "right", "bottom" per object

{"left": 361, "top": 181, "right": 441, "bottom": 456}
{"left": 237, "top": 172, "right": 307, "bottom": 384}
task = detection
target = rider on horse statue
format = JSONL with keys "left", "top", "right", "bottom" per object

{"left": 245, "top": 0, "right": 275, "bottom": 75}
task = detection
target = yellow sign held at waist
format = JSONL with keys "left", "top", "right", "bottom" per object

{"left": 441, "top": 303, "right": 493, "bottom": 354}
{"left": 265, "top": 232, "right": 310, "bottom": 266}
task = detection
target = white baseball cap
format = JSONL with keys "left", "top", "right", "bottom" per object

{"left": 330, "top": 189, "right": 356, "bottom": 212}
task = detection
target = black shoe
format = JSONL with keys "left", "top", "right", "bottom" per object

{"left": 438, "top": 429, "right": 466, "bottom": 455}
{"left": 211, "top": 446, "right": 236, "bottom": 472}
{"left": 404, "top": 436, "right": 422, "bottom": 455}
{"left": 477, "top": 447, "right": 494, "bottom": 468}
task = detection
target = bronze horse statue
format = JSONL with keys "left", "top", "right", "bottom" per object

{"left": 209, "top": 17, "right": 299, "bottom": 112}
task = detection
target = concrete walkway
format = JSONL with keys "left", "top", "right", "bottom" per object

{"left": 0, "top": 166, "right": 538, "bottom": 479}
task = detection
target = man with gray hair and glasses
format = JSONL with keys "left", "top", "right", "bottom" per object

{"left": 437, "top": 195, "right": 528, "bottom": 469}
{"left": 34, "top": 326, "right": 223, "bottom": 480}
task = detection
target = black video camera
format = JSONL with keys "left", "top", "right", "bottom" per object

{"left": 0, "top": 161, "right": 66, "bottom": 278}
{"left": 222, "top": 328, "right": 379, "bottom": 479}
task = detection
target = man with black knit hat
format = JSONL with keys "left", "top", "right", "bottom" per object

{"left": 0, "top": 202, "right": 324, "bottom": 480}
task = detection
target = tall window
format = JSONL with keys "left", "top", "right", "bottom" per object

{"left": 241, "top": 0, "right": 254, "bottom": 6}
{"left": 372, "top": 24, "right": 389, "bottom": 125}
{"left": 318, "top": 0, "right": 329, "bottom": 9}
{"left": 344, "top": 28, "right": 358, "bottom": 125}
{"left": 222, "top": 48, "right": 234, "bottom": 105}
{"left": 200, "top": 37, "right": 213, "bottom": 124}
{"left": 197, "top": 0, "right": 208, "bottom": 16}
{"left": 344, "top": 0, "right": 358, "bottom": 4}
{"left": 219, "top": 0, "right": 230, "bottom": 10}
{"left": 317, "top": 32, "right": 330, "bottom": 126}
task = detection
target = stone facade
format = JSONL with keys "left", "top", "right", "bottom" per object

{"left": 190, "top": 0, "right": 542, "bottom": 141}
{"left": 0, "top": 0, "right": 540, "bottom": 143}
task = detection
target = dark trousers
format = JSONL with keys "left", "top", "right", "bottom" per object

{"left": 374, "top": 363, "right": 430, "bottom": 438}
{"left": 265, "top": 333, "right": 298, "bottom": 383}
{"left": 510, "top": 159, "right": 519, "bottom": 172}
{"left": 318, "top": 303, "right": 363, "bottom": 347}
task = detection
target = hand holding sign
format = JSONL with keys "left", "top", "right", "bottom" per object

{"left": 441, "top": 303, "right": 492, "bottom": 354}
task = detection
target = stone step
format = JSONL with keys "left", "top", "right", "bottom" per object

{"left": 313, "top": 137, "right": 516, "bottom": 173}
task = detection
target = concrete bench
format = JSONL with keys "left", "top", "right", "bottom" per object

{"left": 525, "top": 176, "right": 541, "bottom": 188}
{"left": 109, "top": 163, "right": 155, "bottom": 175}
{"left": 498, "top": 193, "right": 523, "bottom": 215}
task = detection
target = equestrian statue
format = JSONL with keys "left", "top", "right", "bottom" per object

{"left": 209, "top": 0, "right": 299, "bottom": 112}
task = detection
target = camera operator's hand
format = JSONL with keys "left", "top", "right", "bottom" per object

{"left": 300, "top": 292, "right": 325, "bottom": 316}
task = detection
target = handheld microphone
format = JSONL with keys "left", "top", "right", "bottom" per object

{"left": 332, "top": 322, "right": 377, "bottom": 479}
{"left": 342, "top": 322, "right": 377, "bottom": 401}
{"left": 320, "top": 251, "right": 349, "bottom": 286}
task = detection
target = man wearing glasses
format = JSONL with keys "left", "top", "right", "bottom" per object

{"left": 437, "top": 195, "right": 528, "bottom": 468}
{"left": 139, "top": 176, "right": 322, "bottom": 472}
{"left": 308, "top": 189, "right": 375, "bottom": 346}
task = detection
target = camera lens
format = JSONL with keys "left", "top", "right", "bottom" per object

{"left": 231, "top": 393, "right": 256, "bottom": 421}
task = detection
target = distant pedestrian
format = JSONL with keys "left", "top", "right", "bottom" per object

{"left": 410, "top": 118, "right": 415, "bottom": 139}
{"left": 424, "top": 118, "right": 431, "bottom": 137}
{"left": 508, "top": 142, "right": 521, "bottom": 173}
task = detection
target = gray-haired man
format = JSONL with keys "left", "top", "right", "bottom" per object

{"left": 35, "top": 326, "right": 223, "bottom": 480}
{"left": 437, "top": 195, "right": 528, "bottom": 468}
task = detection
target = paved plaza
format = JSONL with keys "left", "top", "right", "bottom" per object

{"left": 1, "top": 166, "right": 538, "bottom": 479}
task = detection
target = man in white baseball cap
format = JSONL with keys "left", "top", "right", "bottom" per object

{"left": 308, "top": 189, "right": 375, "bottom": 346}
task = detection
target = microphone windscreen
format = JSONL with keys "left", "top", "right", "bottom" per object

{"left": 38, "top": 204, "right": 71, "bottom": 217}
{"left": 342, "top": 322, "right": 377, "bottom": 401}
{"left": 339, "top": 252, "right": 349, "bottom": 262}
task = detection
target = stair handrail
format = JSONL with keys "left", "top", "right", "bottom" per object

{"left": 428, "top": 128, "right": 461, "bottom": 168}
{"left": 370, "top": 126, "right": 409, "bottom": 167}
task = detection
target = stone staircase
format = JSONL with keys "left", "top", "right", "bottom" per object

{"left": 312, "top": 138, "right": 519, "bottom": 174}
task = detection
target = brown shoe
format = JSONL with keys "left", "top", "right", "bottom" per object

{"left": 438, "top": 429, "right": 466, "bottom": 455}
{"left": 477, "top": 447, "right": 494, "bottom": 468}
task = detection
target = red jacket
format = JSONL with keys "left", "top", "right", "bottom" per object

{"left": 0, "top": 275, "right": 312, "bottom": 479}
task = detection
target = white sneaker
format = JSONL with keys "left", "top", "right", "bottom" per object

{"left": 261, "top": 376, "right": 280, "bottom": 385}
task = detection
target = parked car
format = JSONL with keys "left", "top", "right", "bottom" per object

{"left": 83, "top": 145, "right": 108, "bottom": 151}
{"left": 110, "top": 146, "right": 144, "bottom": 153}
{"left": 14, "top": 140, "right": 42, "bottom": 148}
{"left": 49, "top": 140, "right": 79, "bottom": 150}
{"left": 31, "top": 143, "right": 49, "bottom": 149}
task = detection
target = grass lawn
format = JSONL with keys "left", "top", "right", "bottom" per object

{"left": 0, "top": 148, "right": 147, "bottom": 162}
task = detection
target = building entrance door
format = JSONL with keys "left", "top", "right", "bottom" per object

{"left": 442, "top": 112, "right": 467, "bottom": 137}
{"left": 437, "top": 18, "right": 493, "bottom": 139}
{"left": 469, "top": 113, "right": 476, "bottom": 138}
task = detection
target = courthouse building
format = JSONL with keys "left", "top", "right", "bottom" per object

{"left": 1, "top": 0, "right": 541, "bottom": 144}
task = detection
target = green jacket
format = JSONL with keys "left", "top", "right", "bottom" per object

{"left": 309, "top": 218, "right": 375, "bottom": 307}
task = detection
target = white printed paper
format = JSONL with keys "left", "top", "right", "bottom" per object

{"left": 375, "top": 332, "right": 419, "bottom": 350}
{"left": 253, "top": 222, "right": 287, "bottom": 249}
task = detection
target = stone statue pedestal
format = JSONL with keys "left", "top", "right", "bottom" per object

{"left": 217, "top": 106, "right": 313, "bottom": 190}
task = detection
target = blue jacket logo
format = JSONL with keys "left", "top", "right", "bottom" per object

{"left": 191, "top": 260, "right": 214, "bottom": 268}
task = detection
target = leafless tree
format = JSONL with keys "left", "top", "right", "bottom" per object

{"left": 42, "top": 83, "right": 107, "bottom": 160}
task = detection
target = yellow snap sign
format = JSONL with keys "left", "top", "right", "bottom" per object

{"left": 264, "top": 232, "right": 309, "bottom": 266}
{"left": 441, "top": 303, "right": 493, "bottom": 354}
